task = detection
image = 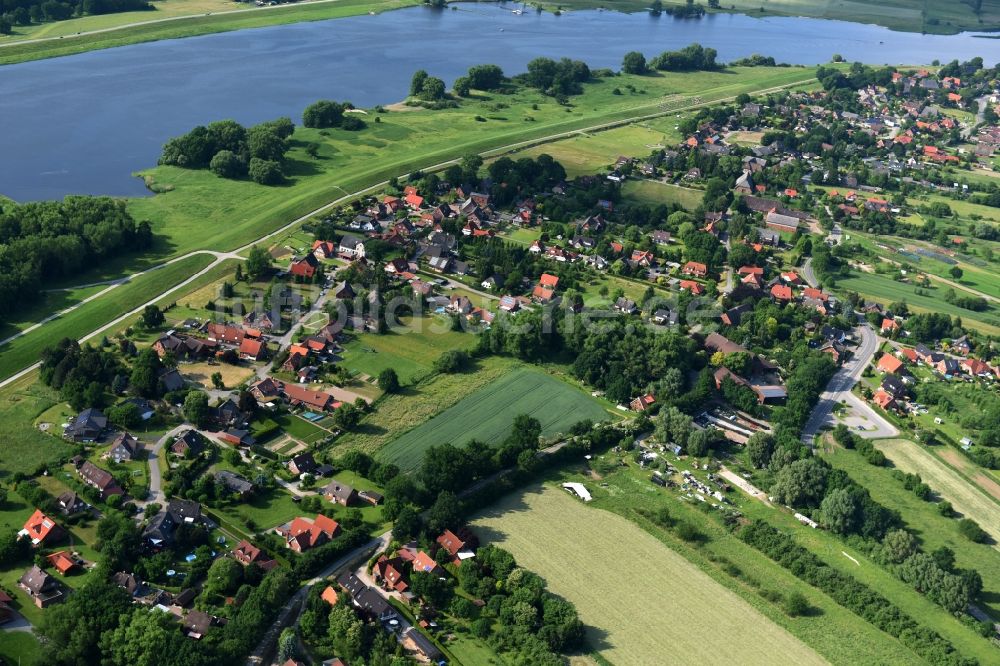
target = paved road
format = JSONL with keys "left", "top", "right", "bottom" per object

{"left": 801, "top": 323, "right": 897, "bottom": 443}
{"left": 0, "top": 0, "right": 348, "bottom": 50}
{"left": 0, "top": 75, "right": 817, "bottom": 391}
{"left": 139, "top": 424, "right": 191, "bottom": 509}
{"left": 246, "top": 530, "right": 391, "bottom": 666}
{"left": 801, "top": 257, "right": 819, "bottom": 288}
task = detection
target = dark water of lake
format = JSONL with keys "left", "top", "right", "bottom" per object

{"left": 0, "top": 3, "right": 995, "bottom": 200}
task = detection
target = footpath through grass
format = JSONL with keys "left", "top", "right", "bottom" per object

{"left": 129, "top": 66, "right": 819, "bottom": 258}
{"left": 377, "top": 366, "right": 611, "bottom": 472}
{"left": 0, "top": 253, "right": 214, "bottom": 381}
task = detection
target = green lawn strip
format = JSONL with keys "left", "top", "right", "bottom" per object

{"left": 589, "top": 467, "right": 927, "bottom": 664}
{"left": 273, "top": 414, "right": 327, "bottom": 444}
{"left": 820, "top": 439, "right": 1000, "bottom": 617}
{"left": 209, "top": 485, "right": 301, "bottom": 533}
{"left": 128, "top": 67, "right": 818, "bottom": 258}
{"left": 0, "top": 284, "right": 107, "bottom": 341}
{"left": 0, "top": 631, "right": 42, "bottom": 666}
{"left": 376, "top": 366, "right": 611, "bottom": 472}
{"left": 0, "top": 0, "right": 420, "bottom": 66}
{"left": 0, "top": 254, "right": 214, "bottom": 381}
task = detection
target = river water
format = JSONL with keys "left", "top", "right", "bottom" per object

{"left": 0, "top": 3, "right": 995, "bottom": 200}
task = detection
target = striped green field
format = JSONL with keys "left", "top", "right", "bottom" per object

{"left": 376, "top": 367, "right": 611, "bottom": 471}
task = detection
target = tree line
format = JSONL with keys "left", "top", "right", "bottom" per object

{"left": 0, "top": 0, "right": 150, "bottom": 34}
{"left": 0, "top": 196, "right": 152, "bottom": 324}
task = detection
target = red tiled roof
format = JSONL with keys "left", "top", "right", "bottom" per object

{"left": 877, "top": 353, "right": 904, "bottom": 374}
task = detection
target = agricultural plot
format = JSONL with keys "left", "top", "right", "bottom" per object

{"left": 875, "top": 440, "right": 1000, "bottom": 547}
{"left": 472, "top": 484, "right": 826, "bottom": 666}
{"left": 377, "top": 367, "right": 611, "bottom": 471}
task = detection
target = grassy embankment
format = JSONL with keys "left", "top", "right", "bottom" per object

{"left": 820, "top": 437, "right": 1000, "bottom": 616}
{"left": 1, "top": 0, "right": 994, "bottom": 67}
{"left": 0, "top": 0, "right": 420, "bottom": 65}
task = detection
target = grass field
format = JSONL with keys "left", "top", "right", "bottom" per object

{"left": 0, "top": 374, "right": 72, "bottom": 477}
{"left": 0, "top": 631, "right": 42, "bottom": 666}
{"left": 621, "top": 179, "right": 703, "bottom": 210}
{"left": 875, "top": 439, "right": 1000, "bottom": 546}
{"left": 339, "top": 316, "right": 477, "bottom": 384}
{"left": 128, "top": 67, "right": 819, "bottom": 259}
{"left": 820, "top": 437, "right": 1000, "bottom": 617}
{"left": 0, "top": 253, "right": 214, "bottom": 381}
{"left": 378, "top": 367, "right": 611, "bottom": 471}
{"left": 331, "top": 355, "right": 519, "bottom": 457}
{"left": 473, "top": 484, "right": 826, "bottom": 666}
{"left": 516, "top": 123, "right": 674, "bottom": 179}
{"left": 837, "top": 273, "right": 1000, "bottom": 337}
{"left": 274, "top": 413, "right": 328, "bottom": 444}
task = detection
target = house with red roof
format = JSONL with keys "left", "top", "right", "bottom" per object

{"left": 873, "top": 389, "right": 896, "bottom": 410}
{"left": 899, "top": 347, "right": 918, "bottom": 363}
{"left": 679, "top": 280, "right": 704, "bottom": 295}
{"left": 239, "top": 337, "right": 266, "bottom": 362}
{"left": 770, "top": 284, "right": 793, "bottom": 302}
{"left": 881, "top": 318, "right": 900, "bottom": 334}
{"left": 411, "top": 551, "right": 444, "bottom": 577}
{"left": 780, "top": 271, "right": 802, "bottom": 285}
{"left": 290, "top": 253, "right": 319, "bottom": 279}
{"left": 311, "top": 240, "right": 337, "bottom": 259}
{"left": 436, "top": 529, "right": 477, "bottom": 566}
{"left": 374, "top": 555, "right": 411, "bottom": 593}
{"left": 539, "top": 273, "right": 559, "bottom": 288}
{"left": 404, "top": 192, "right": 424, "bottom": 210}
{"left": 321, "top": 585, "right": 339, "bottom": 606}
{"left": 682, "top": 261, "right": 707, "bottom": 278}
{"left": 630, "top": 394, "right": 656, "bottom": 412}
{"left": 802, "top": 287, "right": 828, "bottom": 301}
{"left": 962, "top": 358, "right": 992, "bottom": 378}
{"left": 232, "top": 539, "right": 278, "bottom": 571}
{"left": 19, "top": 510, "right": 64, "bottom": 548}
{"left": 276, "top": 514, "right": 340, "bottom": 552}
{"left": 737, "top": 266, "right": 763, "bottom": 277}
{"left": 876, "top": 353, "right": 904, "bottom": 374}
{"left": 46, "top": 551, "right": 77, "bottom": 576}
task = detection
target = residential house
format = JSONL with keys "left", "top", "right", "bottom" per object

{"left": 374, "top": 555, "right": 410, "bottom": 592}
{"left": 338, "top": 235, "right": 366, "bottom": 259}
{"left": 436, "top": 529, "right": 477, "bottom": 566}
{"left": 46, "top": 551, "right": 77, "bottom": 576}
{"left": 881, "top": 318, "right": 900, "bottom": 334}
{"left": 962, "top": 358, "right": 992, "bottom": 378}
{"left": 873, "top": 389, "right": 896, "bottom": 411}
{"left": 770, "top": 284, "right": 793, "bottom": 302}
{"left": 143, "top": 499, "right": 203, "bottom": 549}
{"left": 734, "top": 171, "right": 755, "bottom": 194}
{"left": 498, "top": 295, "right": 520, "bottom": 313}
{"left": 206, "top": 323, "right": 246, "bottom": 346}
{"left": 277, "top": 514, "right": 341, "bottom": 552}
{"left": 385, "top": 257, "right": 410, "bottom": 274}
{"left": 19, "top": 510, "right": 64, "bottom": 547}
{"left": 764, "top": 210, "right": 801, "bottom": 233}
{"left": 56, "top": 491, "right": 87, "bottom": 516}
{"left": 231, "top": 540, "right": 278, "bottom": 571}
{"left": 881, "top": 374, "right": 908, "bottom": 399}
{"left": 358, "top": 490, "right": 384, "bottom": 506}
{"left": 281, "top": 382, "right": 339, "bottom": 412}
{"left": 290, "top": 253, "right": 320, "bottom": 280}
{"left": 704, "top": 332, "right": 748, "bottom": 355}
{"left": 215, "top": 470, "right": 255, "bottom": 499}
{"left": 403, "top": 627, "right": 443, "bottom": 663}
{"left": 650, "top": 230, "right": 671, "bottom": 245}
{"left": 243, "top": 310, "right": 275, "bottom": 332}
{"left": 876, "top": 353, "right": 904, "bottom": 375}
{"left": 288, "top": 452, "right": 318, "bottom": 476}
{"left": 630, "top": 394, "right": 656, "bottom": 412}
{"left": 64, "top": 408, "right": 107, "bottom": 442}
{"left": 159, "top": 368, "right": 186, "bottom": 393}
{"left": 652, "top": 309, "right": 678, "bottom": 326}
{"left": 721, "top": 303, "right": 753, "bottom": 327}
{"left": 239, "top": 337, "right": 267, "bottom": 362}
{"left": 323, "top": 481, "right": 358, "bottom": 507}
{"left": 336, "top": 572, "right": 396, "bottom": 622}
{"left": 312, "top": 240, "right": 338, "bottom": 259}
{"left": 182, "top": 610, "right": 217, "bottom": 640}
{"left": 678, "top": 280, "right": 704, "bottom": 295}
{"left": 171, "top": 430, "right": 203, "bottom": 457}
{"left": 108, "top": 432, "right": 140, "bottom": 463}
{"left": 681, "top": 261, "right": 707, "bottom": 278}
{"left": 411, "top": 550, "right": 445, "bottom": 577}
{"left": 77, "top": 461, "right": 124, "bottom": 500}
{"left": 18, "top": 565, "right": 64, "bottom": 608}
{"left": 112, "top": 571, "right": 147, "bottom": 598}
{"left": 614, "top": 297, "right": 638, "bottom": 315}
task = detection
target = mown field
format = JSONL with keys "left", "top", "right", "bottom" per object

{"left": 621, "top": 179, "right": 703, "bottom": 210}
{"left": 875, "top": 439, "right": 1000, "bottom": 546}
{"left": 128, "top": 66, "right": 819, "bottom": 258}
{"left": 377, "top": 366, "right": 611, "bottom": 471}
{"left": 821, "top": 438, "right": 1000, "bottom": 616}
{"left": 339, "top": 316, "right": 478, "bottom": 384}
{"left": 837, "top": 273, "right": 1000, "bottom": 336}
{"left": 473, "top": 484, "right": 827, "bottom": 666}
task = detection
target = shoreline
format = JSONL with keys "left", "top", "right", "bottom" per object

{"left": 0, "top": 0, "right": 997, "bottom": 67}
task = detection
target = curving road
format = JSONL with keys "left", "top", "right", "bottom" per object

{"left": 801, "top": 323, "right": 898, "bottom": 443}
{"left": 0, "top": 76, "right": 817, "bottom": 392}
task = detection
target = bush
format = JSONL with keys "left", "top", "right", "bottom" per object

{"left": 958, "top": 518, "right": 988, "bottom": 543}
{"left": 209, "top": 150, "right": 247, "bottom": 179}
{"left": 248, "top": 158, "right": 283, "bottom": 185}
{"left": 783, "top": 592, "right": 810, "bottom": 617}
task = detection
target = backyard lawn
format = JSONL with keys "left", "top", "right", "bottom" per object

{"left": 621, "top": 179, "right": 703, "bottom": 210}
{"left": 377, "top": 366, "right": 612, "bottom": 472}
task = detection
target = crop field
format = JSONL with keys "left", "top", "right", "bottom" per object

{"left": 875, "top": 440, "right": 1000, "bottom": 547}
{"left": 377, "top": 367, "right": 611, "bottom": 471}
{"left": 837, "top": 273, "right": 1000, "bottom": 336}
{"left": 128, "top": 66, "right": 819, "bottom": 258}
{"left": 821, "top": 438, "right": 1000, "bottom": 616}
{"left": 472, "top": 484, "right": 826, "bottom": 666}
{"left": 621, "top": 179, "right": 703, "bottom": 210}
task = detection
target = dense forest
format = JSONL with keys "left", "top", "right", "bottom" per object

{"left": 0, "top": 196, "right": 153, "bottom": 322}
{"left": 0, "top": 0, "right": 151, "bottom": 34}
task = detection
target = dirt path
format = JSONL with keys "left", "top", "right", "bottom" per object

{"left": 937, "top": 447, "right": 1000, "bottom": 502}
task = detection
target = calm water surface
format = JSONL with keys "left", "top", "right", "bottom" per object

{"left": 0, "top": 4, "right": 995, "bottom": 200}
